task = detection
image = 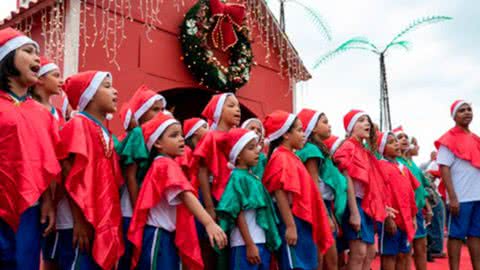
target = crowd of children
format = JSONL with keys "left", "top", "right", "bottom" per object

{"left": 1, "top": 27, "right": 479, "bottom": 270}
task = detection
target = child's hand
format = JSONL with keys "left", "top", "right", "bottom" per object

{"left": 385, "top": 217, "right": 397, "bottom": 235}
{"left": 285, "top": 225, "right": 297, "bottom": 246}
{"left": 246, "top": 243, "right": 261, "bottom": 265}
{"left": 205, "top": 221, "right": 227, "bottom": 249}
{"left": 349, "top": 211, "right": 361, "bottom": 232}
{"left": 40, "top": 194, "right": 56, "bottom": 237}
{"left": 386, "top": 206, "right": 399, "bottom": 219}
{"left": 73, "top": 217, "right": 94, "bottom": 252}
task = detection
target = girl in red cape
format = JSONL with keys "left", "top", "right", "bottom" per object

{"left": 190, "top": 92, "right": 241, "bottom": 268}
{"left": 0, "top": 27, "right": 60, "bottom": 270}
{"left": 333, "top": 110, "right": 389, "bottom": 270}
{"left": 262, "top": 110, "right": 334, "bottom": 270}
{"left": 127, "top": 113, "right": 227, "bottom": 270}
{"left": 376, "top": 132, "right": 419, "bottom": 270}
{"left": 58, "top": 71, "right": 124, "bottom": 270}
{"left": 176, "top": 117, "right": 209, "bottom": 176}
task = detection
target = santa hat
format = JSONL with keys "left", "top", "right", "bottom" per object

{"left": 37, "top": 56, "right": 59, "bottom": 77}
{"left": 183, "top": 117, "right": 208, "bottom": 140}
{"left": 324, "top": 135, "right": 342, "bottom": 155}
{"left": 241, "top": 118, "right": 265, "bottom": 138}
{"left": 450, "top": 100, "right": 470, "bottom": 119}
{"left": 297, "top": 108, "right": 322, "bottom": 139}
{"left": 122, "top": 85, "right": 167, "bottom": 130}
{"left": 222, "top": 128, "right": 259, "bottom": 167}
{"left": 60, "top": 92, "right": 69, "bottom": 119}
{"left": 201, "top": 92, "right": 234, "bottom": 129}
{"left": 119, "top": 103, "right": 132, "bottom": 130}
{"left": 377, "top": 131, "right": 394, "bottom": 155}
{"left": 263, "top": 110, "right": 296, "bottom": 141}
{"left": 0, "top": 27, "right": 39, "bottom": 62}
{"left": 343, "top": 110, "right": 368, "bottom": 134}
{"left": 141, "top": 113, "right": 179, "bottom": 151}
{"left": 392, "top": 125, "right": 406, "bottom": 137}
{"left": 62, "top": 71, "right": 112, "bottom": 111}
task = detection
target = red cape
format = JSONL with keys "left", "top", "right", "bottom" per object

{"left": 191, "top": 130, "right": 231, "bottom": 201}
{"left": 58, "top": 115, "right": 124, "bottom": 270}
{"left": 333, "top": 137, "right": 387, "bottom": 222}
{"left": 378, "top": 160, "right": 419, "bottom": 242}
{"left": 435, "top": 126, "right": 480, "bottom": 169}
{"left": 128, "top": 156, "right": 203, "bottom": 270}
{"left": 175, "top": 145, "right": 193, "bottom": 177}
{"left": 0, "top": 93, "right": 61, "bottom": 230}
{"left": 262, "top": 146, "right": 334, "bottom": 254}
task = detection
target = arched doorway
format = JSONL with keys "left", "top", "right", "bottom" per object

{"left": 160, "top": 88, "right": 256, "bottom": 123}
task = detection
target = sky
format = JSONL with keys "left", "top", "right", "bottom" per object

{"left": 1, "top": 0, "right": 478, "bottom": 162}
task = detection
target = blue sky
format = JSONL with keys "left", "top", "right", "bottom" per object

{"left": 1, "top": 0, "right": 478, "bottom": 162}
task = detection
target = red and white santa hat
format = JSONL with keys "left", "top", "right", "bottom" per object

{"left": 0, "top": 27, "right": 39, "bottom": 62}
{"left": 37, "top": 56, "right": 59, "bottom": 77}
{"left": 201, "top": 92, "right": 234, "bottom": 129}
{"left": 392, "top": 125, "right": 406, "bottom": 137}
{"left": 263, "top": 110, "right": 296, "bottom": 142}
{"left": 450, "top": 100, "right": 470, "bottom": 118}
{"left": 222, "top": 128, "right": 259, "bottom": 167}
{"left": 376, "top": 131, "right": 394, "bottom": 155}
{"left": 297, "top": 108, "right": 322, "bottom": 139}
{"left": 183, "top": 117, "right": 208, "bottom": 140}
{"left": 142, "top": 113, "right": 179, "bottom": 151}
{"left": 123, "top": 85, "right": 167, "bottom": 130}
{"left": 343, "top": 109, "right": 368, "bottom": 134}
{"left": 62, "top": 70, "right": 112, "bottom": 111}
{"left": 324, "top": 135, "right": 342, "bottom": 155}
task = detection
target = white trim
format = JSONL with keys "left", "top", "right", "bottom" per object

{"left": 268, "top": 113, "right": 296, "bottom": 141}
{"left": 37, "top": 63, "right": 59, "bottom": 77}
{"left": 380, "top": 222, "right": 385, "bottom": 254}
{"left": 305, "top": 111, "right": 321, "bottom": 139}
{"left": 329, "top": 138, "right": 342, "bottom": 156}
{"left": 286, "top": 245, "right": 294, "bottom": 268}
{"left": 451, "top": 100, "right": 470, "bottom": 118}
{"left": 61, "top": 96, "right": 69, "bottom": 118}
{"left": 70, "top": 247, "right": 79, "bottom": 270}
{"left": 50, "top": 231, "right": 60, "bottom": 259}
{"left": 150, "top": 228, "right": 160, "bottom": 270}
{"left": 229, "top": 131, "right": 258, "bottom": 165}
{"left": 185, "top": 119, "right": 207, "bottom": 140}
{"left": 123, "top": 109, "right": 133, "bottom": 130}
{"left": 146, "top": 119, "right": 179, "bottom": 151}
{"left": 0, "top": 35, "right": 39, "bottom": 62}
{"left": 379, "top": 132, "right": 393, "bottom": 155}
{"left": 78, "top": 72, "right": 111, "bottom": 111}
{"left": 346, "top": 112, "right": 368, "bottom": 134}
{"left": 213, "top": 93, "right": 233, "bottom": 124}
{"left": 134, "top": 94, "right": 165, "bottom": 122}
{"left": 63, "top": 0, "right": 80, "bottom": 77}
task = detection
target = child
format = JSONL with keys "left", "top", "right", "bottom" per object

{"left": 241, "top": 118, "right": 267, "bottom": 179}
{"left": 262, "top": 110, "right": 334, "bottom": 270}
{"left": 191, "top": 93, "right": 241, "bottom": 268}
{"left": 394, "top": 126, "right": 432, "bottom": 270}
{"left": 333, "top": 110, "right": 388, "bottom": 270}
{"left": 176, "top": 117, "right": 209, "bottom": 176}
{"left": 216, "top": 128, "right": 281, "bottom": 270}
{"left": 376, "top": 131, "right": 419, "bottom": 270}
{"left": 127, "top": 113, "right": 227, "bottom": 270}
{"left": 296, "top": 109, "right": 348, "bottom": 270}
{"left": 0, "top": 27, "right": 60, "bottom": 270}
{"left": 59, "top": 71, "right": 124, "bottom": 269}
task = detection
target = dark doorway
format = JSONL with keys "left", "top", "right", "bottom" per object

{"left": 161, "top": 88, "right": 256, "bottom": 123}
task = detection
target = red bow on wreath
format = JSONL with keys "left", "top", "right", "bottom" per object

{"left": 210, "top": 0, "right": 246, "bottom": 51}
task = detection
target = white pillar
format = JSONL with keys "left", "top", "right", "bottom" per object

{"left": 63, "top": 0, "right": 80, "bottom": 77}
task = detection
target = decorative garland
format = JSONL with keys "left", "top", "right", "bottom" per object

{"left": 180, "top": 0, "right": 254, "bottom": 92}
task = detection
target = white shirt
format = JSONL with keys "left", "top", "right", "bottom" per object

{"left": 318, "top": 176, "right": 334, "bottom": 200}
{"left": 56, "top": 196, "right": 74, "bottom": 229}
{"left": 146, "top": 187, "right": 184, "bottom": 231}
{"left": 120, "top": 187, "right": 133, "bottom": 218}
{"left": 353, "top": 179, "right": 365, "bottom": 199}
{"left": 229, "top": 210, "right": 266, "bottom": 247}
{"left": 437, "top": 146, "right": 480, "bottom": 203}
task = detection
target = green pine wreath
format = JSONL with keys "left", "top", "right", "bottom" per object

{"left": 180, "top": 0, "right": 254, "bottom": 92}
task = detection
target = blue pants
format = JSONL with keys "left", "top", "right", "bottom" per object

{"left": 118, "top": 217, "right": 133, "bottom": 270}
{"left": 427, "top": 200, "right": 445, "bottom": 254}
{"left": 377, "top": 223, "right": 411, "bottom": 256}
{"left": 137, "top": 225, "right": 179, "bottom": 270}
{"left": 230, "top": 244, "right": 271, "bottom": 270}
{"left": 447, "top": 200, "right": 480, "bottom": 240}
{"left": 342, "top": 198, "right": 375, "bottom": 244}
{"left": 0, "top": 206, "right": 41, "bottom": 270}
{"left": 415, "top": 209, "right": 427, "bottom": 239}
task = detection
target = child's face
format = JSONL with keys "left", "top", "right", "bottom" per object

{"left": 313, "top": 114, "right": 331, "bottom": 140}
{"left": 14, "top": 44, "right": 40, "bottom": 87}
{"left": 384, "top": 135, "right": 400, "bottom": 159}
{"left": 38, "top": 70, "right": 63, "bottom": 96}
{"left": 154, "top": 123, "right": 184, "bottom": 157}
{"left": 92, "top": 76, "right": 118, "bottom": 113}
{"left": 351, "top": 115, "right": 371, "bottom": 139}
{"left": 284, "top": 119, "right": 305, "bottom": 150}
{"left": 397, "top": 133, "right": 409, "bottom": 152}
{"left": 139, "top": 100, "right": 164, "bottom": 125}
{"left": 193, "top": 123, "right": 209, "bottom": 139}
{"left": 245, "top": 121, "right": 263, "bottom": 138}
{"left": 237, "top": 138, "right": 260, "bottom": 168}
{"left": 221, "top": 95, "right": 241, "bottom": 127}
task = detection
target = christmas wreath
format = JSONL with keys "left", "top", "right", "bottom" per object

{"left": 180, "top": 0, "right": 254, "bottom": 92}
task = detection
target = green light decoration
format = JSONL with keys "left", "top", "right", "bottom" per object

{"left": 314, "top": 15, "right": 452, "bottom": 131}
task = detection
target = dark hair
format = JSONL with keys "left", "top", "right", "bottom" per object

{"left": 0, "top": 50, "right": 20, "bottom": 92}
{"left": 267, "top": 117, "right": 298, "bottom": 159}
{"left": 366, "top": 116, "right": 378, "bottom": 153}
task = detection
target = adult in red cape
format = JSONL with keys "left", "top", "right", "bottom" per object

{"left": 262, "top": 110, "right": 333, "bottom": 270}
{"left": 58, "top": 71, "right": 124, "bottom": 270}
{"left": 435, "top": 100, "right": 480, "bottom": 270}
